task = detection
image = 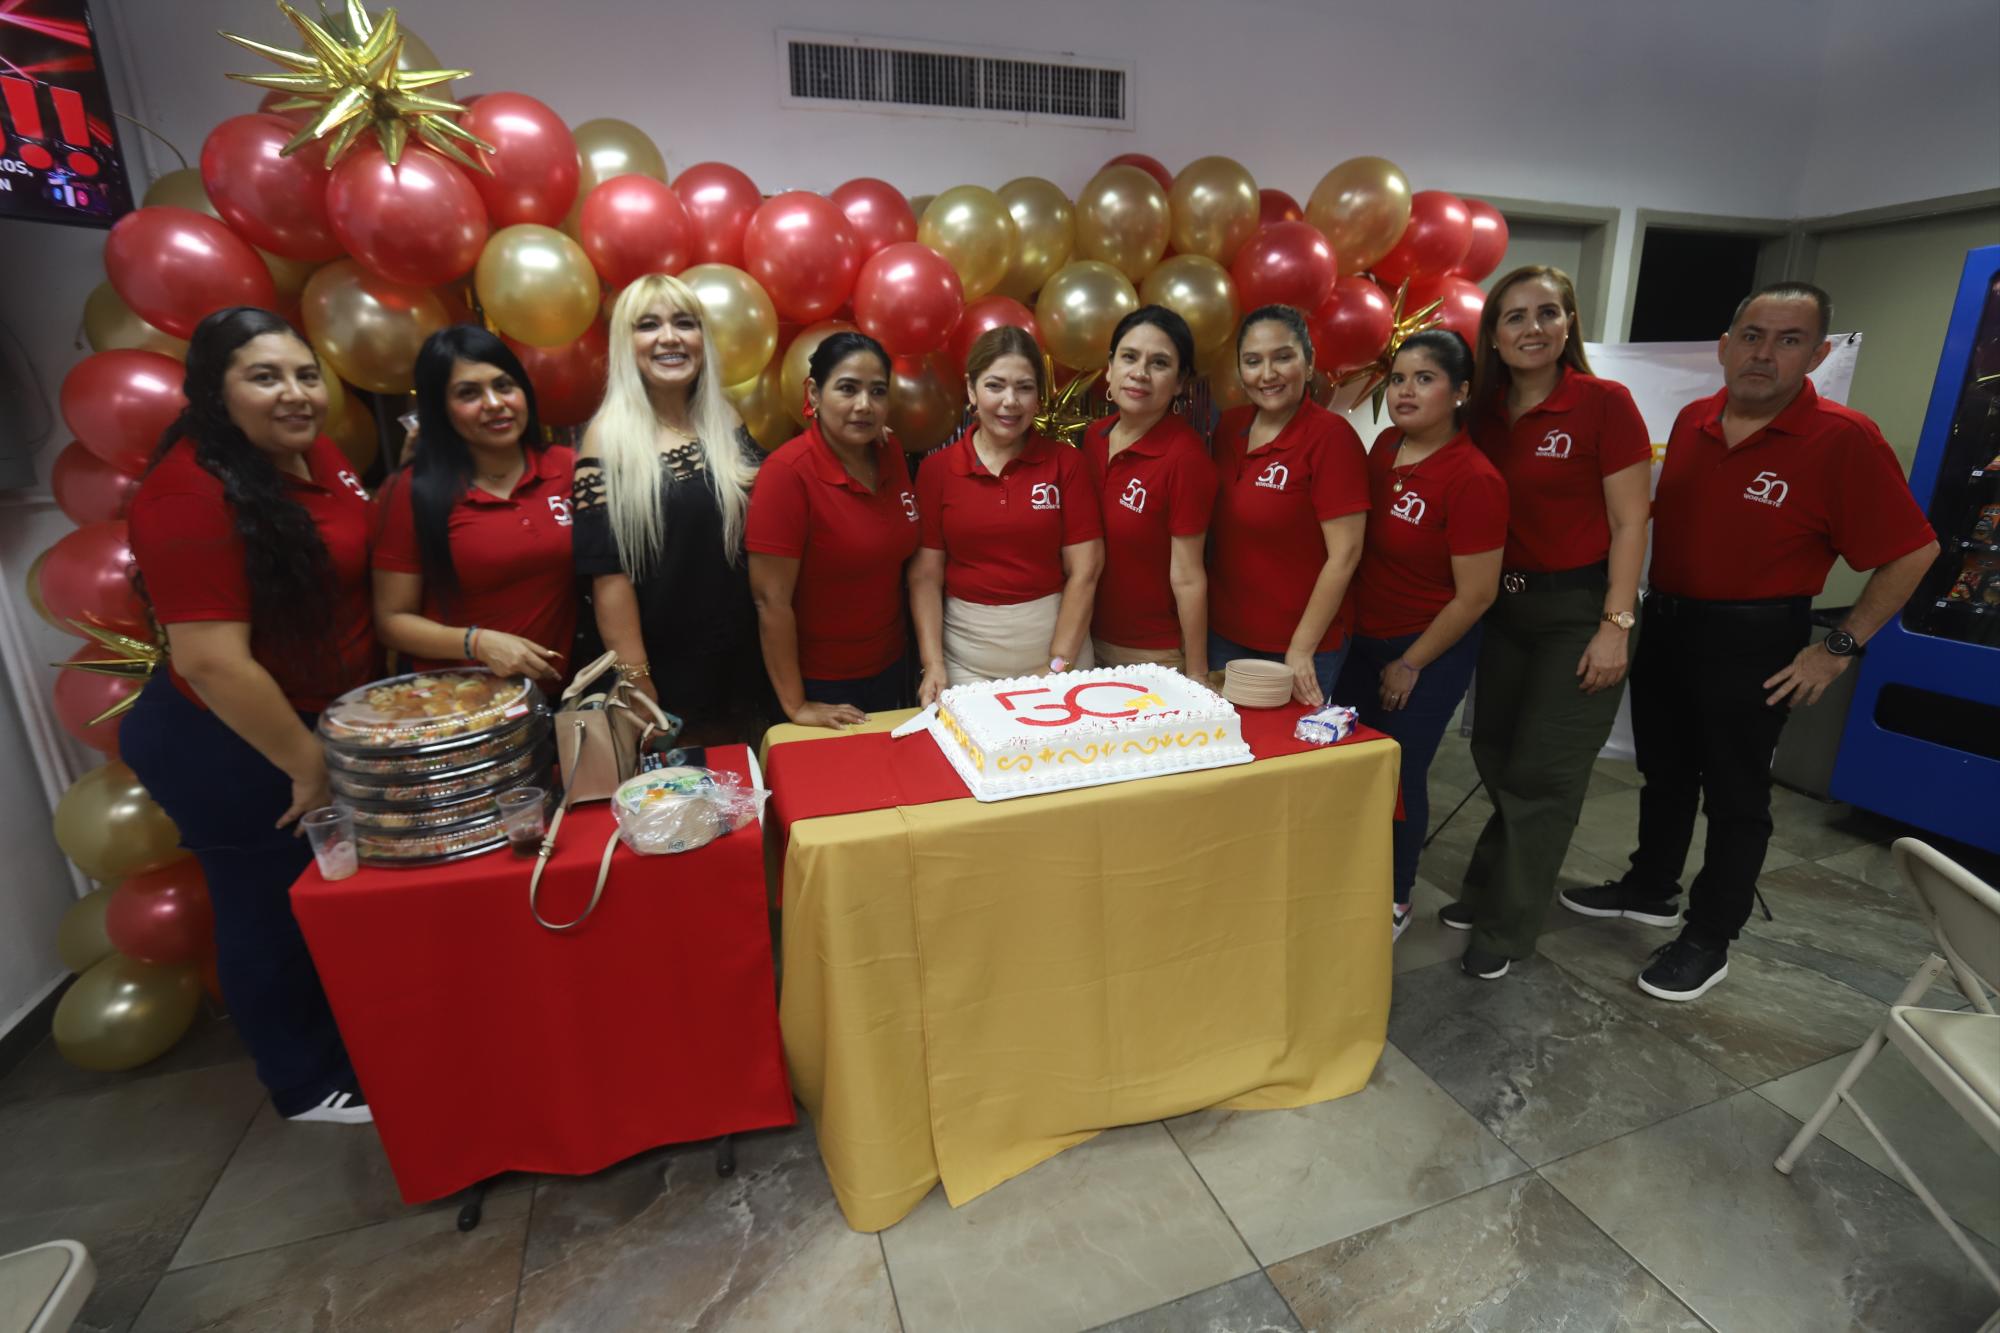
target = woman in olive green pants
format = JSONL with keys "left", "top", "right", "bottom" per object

{"left": 1446, "top": 267, "right": 1652, "bottom": 979}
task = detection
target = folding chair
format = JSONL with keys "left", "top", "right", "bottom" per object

{"left": 1774, "top": 837, "right": 2000, "bottom": 1299}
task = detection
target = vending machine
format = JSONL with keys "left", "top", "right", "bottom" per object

{"left": 1831, "top": 245, "right": 2000, "bottom": 854}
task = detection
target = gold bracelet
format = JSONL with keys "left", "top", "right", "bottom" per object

{"left": 615, "top": 661, "right": 651, "bottom": 681}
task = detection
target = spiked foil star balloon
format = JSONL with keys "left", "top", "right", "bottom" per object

{"left": 1334, "top": 279, "right": 1445, "bottom": 417}
{"left": 222, "top": 1, "right": 490, "bottom": 170}
{"left": 54, "top": 622, "right": 166, "bottom": 728}
{"left": 1034, "top": 355, "right": 1104, "bottom": 446}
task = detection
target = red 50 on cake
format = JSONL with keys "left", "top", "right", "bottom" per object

{"left": 929, "top": 662, "right": 1252, "bottom": 801}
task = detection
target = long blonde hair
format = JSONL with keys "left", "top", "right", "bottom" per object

{"left": 588, "top": 273, "right": 756, "bottom": 573}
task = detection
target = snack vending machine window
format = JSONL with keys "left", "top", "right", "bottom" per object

{"left": 1831, "top": 244, "right": 2000, "bottom": 853}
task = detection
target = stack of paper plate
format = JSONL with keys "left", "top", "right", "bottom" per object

{"left": 1222, "top": 659, "right": 1294, "bottom": 708}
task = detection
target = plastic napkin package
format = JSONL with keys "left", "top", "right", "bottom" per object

{"left": 1293, "top": 705, "right": 1358, "bottom": 746}
{"left": 610, "top": 767, "right": 770, "bottom": 855}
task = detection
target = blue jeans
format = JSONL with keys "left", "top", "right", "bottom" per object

{"left": 1207, "top": 632, "right": 1349, "bottom": 704}
{"left": 803, "top": 654, "right": 910, "bottom": 714}
{"left": 120, "top": 676, "right": 356, "bottom": 1116}
{"left": 1337, "top": 627, "right": 1483, "bottom": 904}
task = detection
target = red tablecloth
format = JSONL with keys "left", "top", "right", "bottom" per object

{"left": 291, "top": 743, "right": 794, "bottom": 1205}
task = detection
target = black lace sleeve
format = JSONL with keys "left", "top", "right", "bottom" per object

{"left": 571, "top": 455, "right": 623, "bottom": 577}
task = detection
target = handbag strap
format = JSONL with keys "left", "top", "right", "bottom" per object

{"left": 560, "top": 649, "right": 622, "bottom": 706}
{"left": 528, "top": 799, "right": 621, "bottom": 932}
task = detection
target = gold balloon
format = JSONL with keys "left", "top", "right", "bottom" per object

{"left": 917, "top": 186, "right": 1017, "bottom": 303}
{"left": 888, "top": 355, "right": 961, "bottom": 454}
{"left": 780, "top": 319, "right": 860, "bottom": 428}
{"left": 302, "top": 259, "right": 449, "bottom": 395}
{"left": 678, "top": 262, "right": 778, "bottom": 387}
{"left": 322, "top": 375, "right": 380, "bottom": 472}
{"left": 994, "top": 177, "right": 1075, "bottom": 301}
{"left": 53, "top": 953, "right": 201, "bottom": 1072}
{"left": 1169, "top": 155, "right": 1260, "bottom": 266}
{"left": 1140, "top": 255, "right": 1240, "bottom": 360}
{"left": 1307, "top": 156, "right": 1413, "bottom": 276}
{"left": 1206, "top": 362, "right": 1250, "bottom": 414}
{"left": 82, "top": 281, "right": 188, "bottom": 359}
{"left": 1036, "top": 260, "right": 1140, "bottom": 371}
{"left": 563, "top": 118, "right": 668, "bottom": 234}
{"left": 25, "top": 548, "right": 61, "bottom": 630}
{"left": 725, "top": 358, "right": 794, "bottom": 452}
{"left": 56, "top": 887, "right": 117, "bottom": 974}
{"left": 475, "top": 224, "right": 601, "bottom": 349}
{"left": 141, "top": 167, "right": 221, "bottom": 220}
{"left": 54, "top": 761, "right": 185, "bottom": 884}
{"left": 1074, "top": 165, "right": 1171, "bottom": 282}
{"left": 394, "top": 24, "right": 456, "bottom": 104}
{"left": 1195, "top": 333, "right": 1237, "bottom": 381}
{"left": 259, "top": 250, "right": 322, "bottom": 304}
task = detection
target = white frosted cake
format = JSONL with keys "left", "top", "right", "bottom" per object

{"left": 929, "top": 662, "right": 1253, "bottom": 802}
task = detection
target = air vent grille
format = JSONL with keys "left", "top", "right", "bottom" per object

{"left": 782, "top": 33, "right": 1129, "bottom": 125}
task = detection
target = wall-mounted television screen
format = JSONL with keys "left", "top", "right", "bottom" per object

{"left": 0, "top": 0, "right": 134, "bottom": 227}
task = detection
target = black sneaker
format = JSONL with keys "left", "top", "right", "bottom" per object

{"left": 288, "top": 1087, "right": 373, "bottom": 1125}
{"left": 1637, "top": 937, "right": 1729, "bottom": 1002}
{"left": 1439, "top": 902, "right": 1474, "bottom": 931}
{"left": 1460, "top": 945, "right": 1509, "bottom": 980}
{"left": 1560, "top": 881, "right": 1681, "bottom": 927}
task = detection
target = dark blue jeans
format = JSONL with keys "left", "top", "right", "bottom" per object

{"left": 803, "top": 654, "right": 910, "bottom": 714}
{"left": 1337, "top": 626, "right": 1483, "bottom": 904}
{"left": 120, "top": 676, "right": 355, "bottom": 1116}
{"left": 1207, "top": 632, "right": 1349, "bottom": 704}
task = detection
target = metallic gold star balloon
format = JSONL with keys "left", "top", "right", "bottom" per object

{"left": 1334, "top": 279, "right": 1444, "bottom": 416}
{"left": 1034, "top": 355, "right": 1104, "bottom": 446}
{"left": 54, "top": 622, "right": 166, "bottom": 728}
{"left": 222, "top": 1, "right": 490, "bottom": 170}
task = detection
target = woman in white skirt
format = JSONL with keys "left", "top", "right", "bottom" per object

{"left": 910, "top": 325, "right": 1104, "bottom": 700}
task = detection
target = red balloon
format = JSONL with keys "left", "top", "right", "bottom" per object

{"left": 458, "top": 92, "right": 579, "bottom": 227}
{"left": 1231, "top": 220, "right": 1337, "bottom": 314}
{"left": 326, "top": 145, "right": 489, "bottom": 288}
{"left": 579, "top": 175, "right": 694, "bottom": 292}
{"left": 1371, "top": 191, "right": 1473, "bottom": 289}
{"left": 37, "top": 521, "right": 147, "bottom": 638}
{"left": 104, "top": 207, "right": 278, "bottom": 340}
{"left": 945, "top": 294, "right": 1041, "bottom": 383}
{"left": 1102, "top": 153, "right": 1173, "bottom": 192}
{"left": 1307, "top": 277, "right": 1396, "bottom": 375}
{"left": 60, "top": 350, "right": 187, "bottom": 474}
{"left": 1404, "top": 275, "right": 1487, "bottom": 347}
{"left": 1259, "top": 189, "right": 1304, "bottom": 225}
{"left": 54, "top": 642, "right": 137, "bottom": 755}
{"left": 199, "top": 114, "right": 342, "bottom": 261}
{"left": 505, "top": 322, "right": 609, "bottom": 427}
{"left": 1452, "top": 199, "right": 1510, "bottom": 283}
{"left": 743, "top": 191, "right": 860, "bottom": 324}
{"left": 830, "top": 178, "right": 917, "bottom": 262}
{"left": 50, "top": 441, "right": 143, "bottom": 526}
{"left": 106, "top": 861, "right": 215, "bottom": 967}
{"left": 671, "top": 162, "right": 761, "bottom": 268}
{"left": 852, "top": 242, "right": 965, "bottom": 360}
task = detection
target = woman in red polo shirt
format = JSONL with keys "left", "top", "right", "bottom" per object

{"left": 372, "top": 326, "right": 575, "bottom": 682}
{"left": 1446, "top": 265, "right": 1652, "bottom": 979}
{"left": 910, "top": 325, "right": 1103, "bottom": 702}
{"left": 748, "top": 330, "right": 920, "bottom": 725}
{"left": 1336, "top": 331, "right": 1506, "bottom": 941}
{"left": 1208, "top": 304, "right": 1370, "bottom": 703}
{"left": 1084, "top": 305, "right": 1217, "bottom": 675}
{"left": 122, "top": 306, "right": 377, "bottom": 1125}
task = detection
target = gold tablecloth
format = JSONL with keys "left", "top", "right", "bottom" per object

{"left": 763, "top": 708, "right": 1398, "bottom": 1232}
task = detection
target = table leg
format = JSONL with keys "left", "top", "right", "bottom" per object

{"left": 456, "top": 1177, "right": 493, "bottom": 1231}
{"left": 714, "top": 1134, "right": 736, "bottom": 1178}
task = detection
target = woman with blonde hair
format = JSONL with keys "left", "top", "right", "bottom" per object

{"left": 573, "top": 273, "right": 770, "bottom": 744}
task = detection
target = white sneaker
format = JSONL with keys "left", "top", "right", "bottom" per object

{"left": 1392, "top": 903, "right": 1413, "bottom": 941}
{"left": 288, "top": 1088, "right": 373, "bottom": 1124}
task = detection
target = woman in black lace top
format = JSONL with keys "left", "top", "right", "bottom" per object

{"left": 573, "top": 273, "right": 771, "bottom": 744}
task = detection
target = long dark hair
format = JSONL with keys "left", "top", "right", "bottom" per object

{"left": 405, "top": 325, "right": 545, "bottom": 599}
{"left": 149, "top": 306, "right": 334, "bottom": 669}
{"left": 1472, "top": 265, "right": 1593, "bottom": 413}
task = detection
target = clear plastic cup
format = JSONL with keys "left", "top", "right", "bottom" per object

{"left": 496, "top": 786, "right": 547, "bottom": 857}
{"left": 301, "top": 805, "right": 359, "bottom": 881}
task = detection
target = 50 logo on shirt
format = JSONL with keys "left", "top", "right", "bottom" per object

{"left": 1745, "top": 471, "right": 1789, "bottom": 508}
{"left": 1535, "top": 430, "right": 1573, "bottom": 459}
{"left": 1390, "top": 490, "right": 1428, "bottom": 524}
{"left": 1029, "top": 482, "right": 1062, "bottom": 511}
{"left": 1119, "top": 478, "right": 1148, "bottom": 514}
{"left": 901, "top": 491, "right": 918, "bottom": 522}
{"left": 547, "top": 495, "right": 573, "bottom": 526}
{"left": 1254, "top": 461, "right": 1290, "bottom": 491}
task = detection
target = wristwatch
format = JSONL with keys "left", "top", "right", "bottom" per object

{"left": 1601, "top": 610, "right": 1637, "bottom": 630}
{"left": 1824, "top": 629, "right": 1861, "bottom": 657}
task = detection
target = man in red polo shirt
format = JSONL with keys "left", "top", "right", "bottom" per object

{"left": 1562, "top": 283, "right": 1938, "bottom": 1001}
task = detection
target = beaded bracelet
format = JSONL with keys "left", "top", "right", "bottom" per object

{"left": 463, "top": 624, "right": 481, "bottom": 660}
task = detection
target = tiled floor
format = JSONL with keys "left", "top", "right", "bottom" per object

{"left": 6, "top": 727, "right": 1999, "bottom": 1332}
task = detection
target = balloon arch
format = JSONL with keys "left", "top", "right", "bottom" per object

{"left": 33, "top": 1, "right": 1508, "bottom": 1069}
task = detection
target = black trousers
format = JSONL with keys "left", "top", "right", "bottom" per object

{"left": 1621, "top": 590, "right": 1811, "bottom": 949}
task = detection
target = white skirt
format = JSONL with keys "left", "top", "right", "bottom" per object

{"left": 942, "top": 594, "right": 1094, "bottom": 684}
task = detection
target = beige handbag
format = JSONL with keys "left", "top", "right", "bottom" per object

{"left": 530, "top": 651, "right": 678, "bottom": 931}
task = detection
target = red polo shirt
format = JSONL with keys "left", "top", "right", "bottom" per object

{"left": 917, "top": 432, "right": 1103, "bottom": 606}
{"left": 1083, "top": 413, "right": 1218, "bottom": 649}
{"left": 373, "top": 445, "right": 577, "bottom": 672}
{"left": 1354, "top": 430, "right": 1509, "bottom": 638}
{"left": 131, "top": 434, "right": 377, "bottom": 713}
{"left": 746, "top": 424, "right": 921, "bottom": 679}
{"left": 1209, "top": 399, "right": 1370, "bottom": 652}
{"left": 1650, "top": 381, "right": 1934, "bottom": 601}
{"left": 1470, "top": 369, "right": 1651, "bottom": 572}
